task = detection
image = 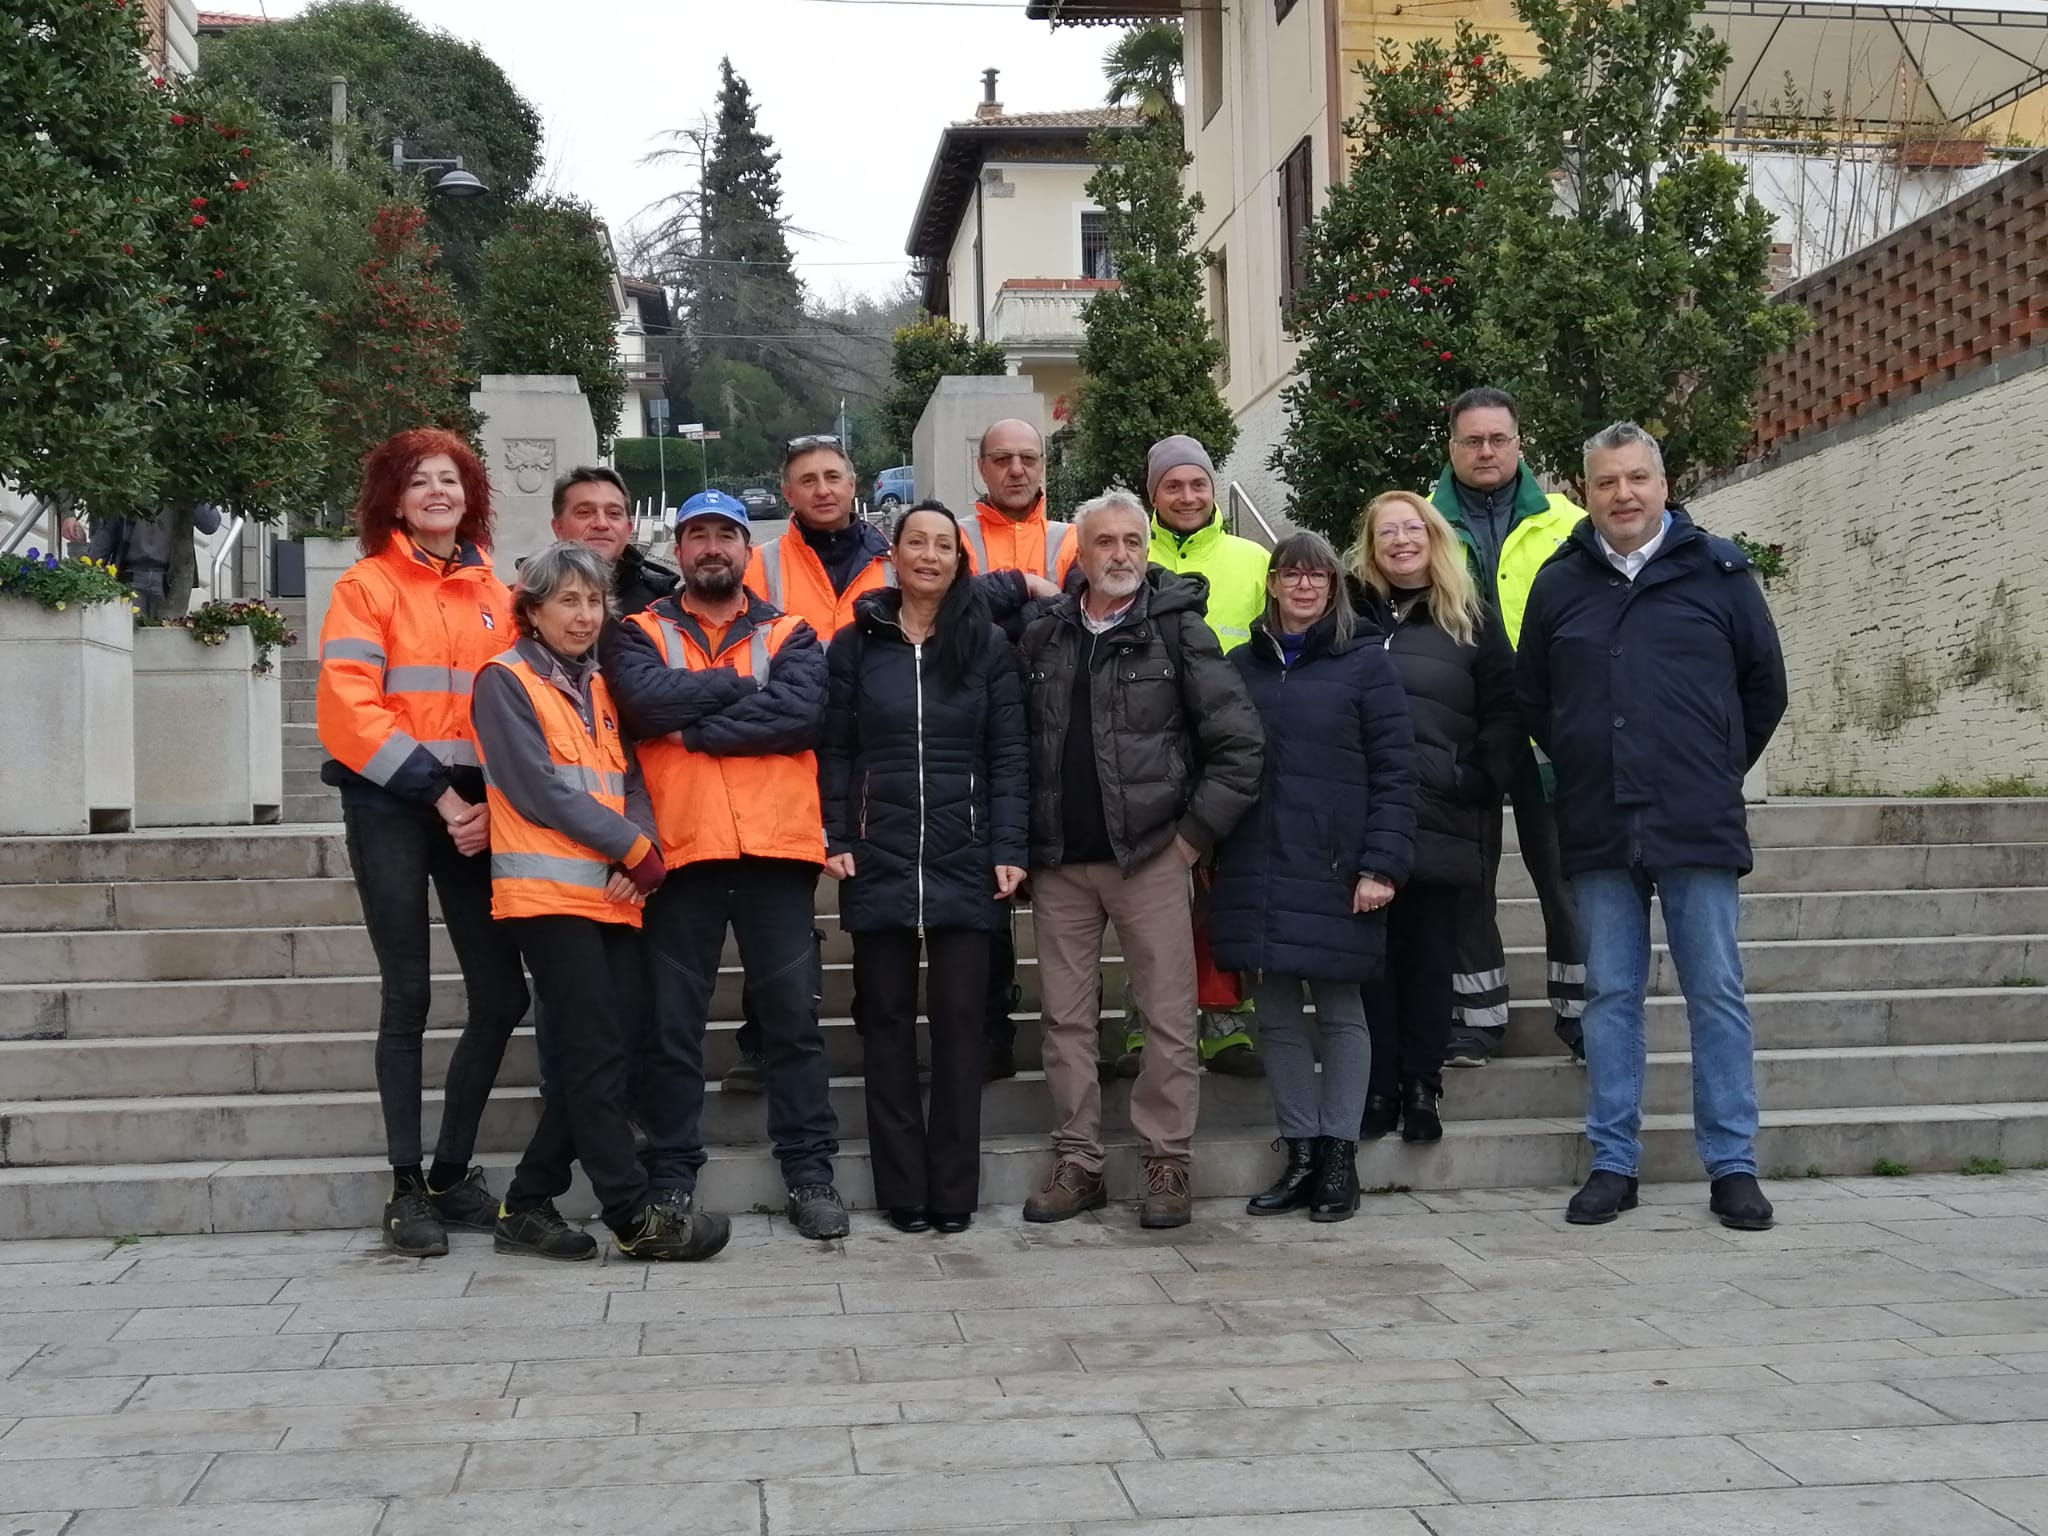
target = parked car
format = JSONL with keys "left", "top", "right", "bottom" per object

{"left": 873, "top": 466, "right": 913, "bottom": 508}
{"left": 737, "top": 486, "right": 781, "bottom": 516}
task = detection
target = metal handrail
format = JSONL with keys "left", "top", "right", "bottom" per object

{"left": 1228, "top": 481, "right": 1278, "bottom": 547}
{"left": 207, "top": 514, "right": 245, "bottom": 600}
{"left": 0, "top": 495, "right": 50, "bottom": 558}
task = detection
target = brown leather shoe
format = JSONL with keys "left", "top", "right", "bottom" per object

{"left": 1139, "top": 1159, "right": 1192, "bottom": 1229}
{"left": 1022, "top": 1159, "right": 1107, "bottom": 1223}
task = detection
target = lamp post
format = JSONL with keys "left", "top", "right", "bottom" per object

{"left": 388, "top": 140, "right": 489, "bottom": 198}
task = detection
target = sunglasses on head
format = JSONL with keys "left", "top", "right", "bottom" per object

{"left": 784, "top": 434, "right": 842, "bottom": 462}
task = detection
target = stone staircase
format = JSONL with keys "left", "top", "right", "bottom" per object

{"left": 271, "top": 596, "right": 341, "bottom": 825}
{"left": 0, "top": 801, "right": 2044, "bottom": 1238}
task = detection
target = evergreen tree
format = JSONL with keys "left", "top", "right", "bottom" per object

{"left": 1272, "top": 28, "right": 1534, "bottom": 541}
{"left": 315, "top": 202, "right": 479, "bottom": 516}
{"left": 0, "top": 0, "right": 181, "bottom": 510}
{"left": 879, "top": 315, "right": 1006, "bottom": 468}
{"left": 473, "top": 196, "right": 627, "bottom": 448}
{"left": 1478, "top": 0, "right": 1806, "bottom": 486}
{"left": 1064, "top": 110, "right": 1234, "bottom": 503}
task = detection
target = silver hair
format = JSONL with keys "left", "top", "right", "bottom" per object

{"left": 512, "top": 540, "right": 615, "bottom": 638}
{"left": 1582, "top": 421, "right": 1666, "bottom": 478}
{"left": 1072, "top": 488, "right": 1149, "bottom": 537}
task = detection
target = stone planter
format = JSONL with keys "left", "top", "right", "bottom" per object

{"left": 0, "top": 600, "right": 135, "bottom": 834}
{"left": 132, "top": 626, "right": 284, "bottom": 826}
{"left": 302, "top": 537, "right": 360, "bottom": 657}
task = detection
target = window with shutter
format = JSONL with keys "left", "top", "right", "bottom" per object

{"left": 1279, "top": 137, "right": 1312, "bottom": 314}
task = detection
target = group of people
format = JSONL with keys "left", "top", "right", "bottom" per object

{"left": 316, "top": 382, "right": 1789, "bottom": 1265}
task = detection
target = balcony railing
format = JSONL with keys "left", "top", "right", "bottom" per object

{"left": 988, "top": 279, "right": 1118, "bottom": 356}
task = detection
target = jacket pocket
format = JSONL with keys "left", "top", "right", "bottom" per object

{"left": 1116, "top": 656, "right": 1180, "bottom": 735}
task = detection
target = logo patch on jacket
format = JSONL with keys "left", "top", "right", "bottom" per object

{"left": 481, "top": 611, "right": 496, "bottom": 631}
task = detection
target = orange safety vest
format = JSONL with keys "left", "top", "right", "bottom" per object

{"left": 964, "top": 498, "right": 1078, "bottom": 582}
{"left": 745, "top": 528, "right": 895, "bottom": 639}
{"left": 623, "top": 604, "right": 826, "bottom": 870}
{"left": 317, "top": 533, "right": 511, "bottom": 793}
{"left": 477, "top": 650, "right": 645, "bottom": 927}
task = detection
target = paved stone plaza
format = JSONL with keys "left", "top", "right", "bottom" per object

{"left": 1, "top": 1174, "right": 2047, "bottom": 1533}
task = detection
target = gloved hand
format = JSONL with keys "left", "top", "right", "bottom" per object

{"left": 622, "top": 844, "right": 667, "bottom": 897}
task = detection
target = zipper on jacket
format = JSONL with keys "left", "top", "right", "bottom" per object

{"left": 913, "top": 641, "right": 928, "bottom": 936}
{"left": 858, "top": 770, "right": 871, "bottom": 840}
{"left": 969, "top": 767, "right": 978, "bottom": 841}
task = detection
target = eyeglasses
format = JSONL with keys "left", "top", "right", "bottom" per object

{"left": 784, "top": 434, "right": 842, "bottom": 461}
{"left": 1375, "top": 522, "right": 1428, "bottom": 541}
{"left": 1274, "top": 568, "right": 1334, "bottom": 587}
{"left": 1453, "top": 433, "right": 1519, "bottom": 452}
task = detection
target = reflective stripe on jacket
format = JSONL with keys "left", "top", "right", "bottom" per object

{"left": 1145, "top": 511, "right": 1271, "bottom": 653}
{"left": 963, "top": 499, "right": 1078, "bottom": 583}
{"left": 316, "top": 533, "right": 512, "bottom": 805}
{"left": 746, "top": 529, "right": 895, "bottom": 640}
{"left": 474, "top": 644, "right": 648, "bottom": 927}
{"left": 619, "top": 600, "right": 828, "bottom": 869}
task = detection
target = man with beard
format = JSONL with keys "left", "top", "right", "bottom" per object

{"left": 600, "top": 490, "right": 848, "bottom": 1241}
{"left": 1017, "top": 490, "right": 1264, "bottom": 1230}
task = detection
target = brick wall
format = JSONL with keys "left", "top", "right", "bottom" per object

{"left": 1751, "top": 150, "right": 2048, "bottom": 459}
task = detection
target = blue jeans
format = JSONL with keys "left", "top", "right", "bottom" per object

{"left": 1572, "top": 865, "right": 1759, "bottom": 1180}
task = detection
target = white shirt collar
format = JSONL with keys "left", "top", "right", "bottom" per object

{"left": 1597, "top": 512, "right": 1673, "bottom": 581}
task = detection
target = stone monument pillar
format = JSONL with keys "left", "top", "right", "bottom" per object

{"left": 912, "top": 376, "right": 1049, "bottom": 513}
{"left": 470, "top": 375, "right": 600, "bottom": 583}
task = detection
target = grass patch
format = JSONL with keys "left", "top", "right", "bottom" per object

{"left": 110, "top": 1233, "right": 142, "bottom": 1248}
{"left": 1871, "top": 1158, "right": 1911, "bottom": 1177}
{"left": 1364, "top": 1183, "right": 1413, "bottom": 1196}
{"left": 1961, "top": 1157, "right": 2008, "bottom": 1176}
{"left": 1908, "top": 776, "right": 2046, "bottom": 798}
{"left": 2000, "top": 975, "right": 2043, "bottom": 988}
{"left": 1805, "top": 1166, "right": 1826, "bottom": 1179}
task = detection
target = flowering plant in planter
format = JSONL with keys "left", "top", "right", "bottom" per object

{"left": 158, "top": 597, "right": 298, "bottom": 676}
{"left": 0, "top": 551, "right": 136, "bottom": 612}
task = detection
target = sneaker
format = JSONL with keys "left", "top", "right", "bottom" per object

{"left": 1023, "top": 1159, "right": 1107, "bottom": 1223}
{"left": 723, "top": 1050, "right": 767, "bottom": 1094}
{"left": 1565, "top": 1170, "right": 1640, "bottom": 1225}
{"left": 494, "top": 1200, "right": 597, "bottom": 1262}
{"left": 1139, "top": 1158, "right": 1193, "bottom": 1229}
{"left": 1444, "top": 1033, "right": 1493, "bottom": 1068}
{"left": 787, "top": 1183, "right": 850, "bottom": 1241}
{"left": 427, "top": 1166, "right": 499, "bottom": 1232}
{"left": 617, "top": 1201, "right": 733, "bottom": 1261}
{"left": 383, "top": 1184, "right": 448, "bottom": 1258}
{"left": 983, "top": 1039, "right": 1017, "bottom": 1084}
{"left": 1709, "top": 1173, "right": 1776, "bottom": 1231}
{"left": 1203, "top": 1042, "right": 1266, "bottom": 1078}
{"left": 1113, "top": 1047, "right": 1144, "bottom": 1080}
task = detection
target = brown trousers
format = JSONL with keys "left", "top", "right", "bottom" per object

{"left": 1032, "top": 849, "right": 1199, "bottom": 1170}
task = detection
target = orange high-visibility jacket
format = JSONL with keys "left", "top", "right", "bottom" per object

{"left": 745, "top": 526, "right": 895, "bottom": 640}
{"left": 472, "top": 643, "right": 653, "bottom": 927}
{"left": 317, "top": 533, "right": 512, "bottom": 804}
{"left": 614, "top": 597, "right": 828, "bottom": 870}
{"left": 964, "top": 497, "right": 1078, "bottom": 583}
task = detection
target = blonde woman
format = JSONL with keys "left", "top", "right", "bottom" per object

{"left": 1349, "top": 492, "right": 1521, "bottom": 1141}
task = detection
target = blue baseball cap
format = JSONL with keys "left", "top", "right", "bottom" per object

{"left": 676, "top": 489, "right": 750, "bottom": 530}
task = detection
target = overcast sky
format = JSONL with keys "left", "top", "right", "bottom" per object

{"left": 238, "top": 0, "right": 1115, "bottom": 300}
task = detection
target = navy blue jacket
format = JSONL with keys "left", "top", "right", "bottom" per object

{"left": 1515, "top": 507, "right": 1788, "bottom": 878}
{"left": 1211, "top": 611, "right": 1420, "bottom": 981}
{"left": 818, "top": 591, "right": 1029, "bottom": 933}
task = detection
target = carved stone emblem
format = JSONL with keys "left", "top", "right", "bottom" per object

{"left": 503, "top": 438, "right": 556, "bottom": 495}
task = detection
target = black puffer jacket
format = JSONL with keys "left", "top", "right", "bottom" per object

{"left": 1019, "top": 569, "right": 1264, "bottom": 873}
{"left": 614, "top": 546, "right": 679, "bottom": 617}
{"left": 1210, "top": 612, "right": 1419, "bottom": 981}
{"left": 1354, "top": 581, "right": 1520, "bottom": 888}
{"left": 819, "top": 590, "right": 1029, "bottom": 932}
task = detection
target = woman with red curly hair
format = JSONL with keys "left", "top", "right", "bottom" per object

{"left": 317, "top": 428, "right": 530, "bottom": 1257}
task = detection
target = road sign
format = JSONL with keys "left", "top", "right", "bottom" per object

{"left": 674, "top": 421, "right": 704, "bottom": 436}
{"left": 683, "top": 430, "right": 722, "bottom": 441}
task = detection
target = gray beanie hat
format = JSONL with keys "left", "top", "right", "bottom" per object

{"left": 1146, "top": 434, "right": 1215, "bottom": 504}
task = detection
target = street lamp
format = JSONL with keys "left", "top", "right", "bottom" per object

{"left": 389, "top": 140, "right": 489, "bottom": 198}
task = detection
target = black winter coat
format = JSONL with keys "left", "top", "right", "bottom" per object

{"left": 1211, "top": 612, "right": 1421, "bottom": 981}
{"left": 1019, "top": 569, "right": 1264, "bottom": 873}
{"left": 1516, "top": 507, "right": 1788, "bottom": 878}
{"left": 614, "top": 546, "right": 679, "bottom": 617}
{"left": 819, "top": 590, "right": 1029, "bottom": 933}
{"left": 1354, "top": 582, "right": 1520, "bottom": 888}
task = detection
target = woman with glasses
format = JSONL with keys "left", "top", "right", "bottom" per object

{"left": 1349, "top": 491, "right": 1520, "bottom": 1142}
{"left": 1211, "top": 531, "right": 1419, "bottom": 1222}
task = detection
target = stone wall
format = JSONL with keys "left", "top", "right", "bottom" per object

{"left": 1691, "top": 354, "right": 2048, "bottom": 792}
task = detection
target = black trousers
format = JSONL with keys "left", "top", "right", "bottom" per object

{"left": 503, "top": 915, "right": 651, "bottom": 1234}
{"left": 343, "top": 801, "right": 529, "bottom": 1169}
{"left": 1364, "top": 879, "right": 1462, "bottom": 1096}
{"left": 855, "top": 927, "right": 989, "bottom": 1214}
{"left": 982, "top": 917, "right": 1020, "bottom": 1050}
{"left": 640, "top": 858, "right": 838, "bottom": 1192}
{"left": 1453, "top": 743, "right": 1586, "bottom": 1033}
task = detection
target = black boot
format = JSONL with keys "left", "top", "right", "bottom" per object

{"left": 1246, "top": 1137, "right": 1319, "bottom": 1215}
{"left": 1360, "top": 1093, "right": 1401, "bottom": 1141}
{"left": 1400, "top": 1079, "right": 1443, "bottom": 1143}
{"left": 1309, "top": 1137, "right": 1360, "bottom": 1223}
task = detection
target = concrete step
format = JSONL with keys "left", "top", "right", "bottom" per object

{"left": 282, "top": 679, "right": 316, "bottom": 704}
{"left": 282, "top": 795, "right": 340, "bottom": 824}
{"left": 283, "top": 699, "right": 316, "bottom": 726}
{"left": 282, "top": 723, "right": 320, "bottom": 750}
{"left": 2, "top": 1101, "right": 2043, "bottom": 1238}
{"left": 283, "top": 745, "right": 326, "bottom": 773}
{"left": 283, "top": 767, "right": 329, "bottom": 797}
{"left": 1502, "top": 797, "right": 2048, "bottom": 852}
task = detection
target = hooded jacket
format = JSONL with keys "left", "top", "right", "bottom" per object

{"left": 1516, "top": 506, "right": 1788, "bottom": 878}
{"left": 1018, "top": 568, "right": 1264, "bottom": 873}
{"left": 1145, "top": 510, "right": 1271, "bottom": 653}
{"left": 819, "top": 589, "right": 1029, "bottom": 933}
{"left": 1210, "top": 611, "right": 1420, "bottom": 981}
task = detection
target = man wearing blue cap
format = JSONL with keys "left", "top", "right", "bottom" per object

{"left": 600, "top": 489, "right": 849, "bottom": 1240}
